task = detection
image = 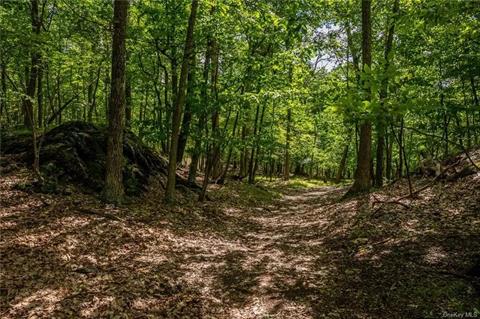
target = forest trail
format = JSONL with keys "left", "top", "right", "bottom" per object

{"left": 1, "top": 170, "right": 479, "bottom": 318}
{"left": 211, "top": 186, "right": 348, "bottom": 318}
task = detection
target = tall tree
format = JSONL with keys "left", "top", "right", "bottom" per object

{"left": 164, "top": 0, "right": 199, "bottom": 202}
{"left": 21, "top": 0, "right": 43, "bottom": 181}
{"left": 199, "top": 37, "right": 220, "bottom": 201}
{"left": 104, "top": 0, "right": 129, "bottom": 204}
{"left": 347, "top": 0, "right": 372, "bottom": 194}
{"left": 375, "top": 0, "right": 400, "bottom": 187}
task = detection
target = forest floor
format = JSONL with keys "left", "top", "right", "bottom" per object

{"left": 1, "top": 163, "right": 480, "bottom": 318}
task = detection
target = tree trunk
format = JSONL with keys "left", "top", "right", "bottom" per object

{"left": 375, "top": 0, "right": 399, "bottom": 187}
{"left": 177, "top": 52, "right": 196, "bottom": 164}
{"left": 0, "top": 60, "right": 7, "bottom": 124}
{"left": 462, "top": 79, "right": 472, "bottom": 149}
{"left": 219, "top": 109, "right": 240, "bottom": 183}
{"left": 187, "top": 38, "right": 210, "bottom": 184}
{"left": 252, "top": 104, "right": 266, "bottom": 182}
{"left": 443, "top": 112, "right": 450, "bottom": 157}
{"left": 471, "top": 77, "right": 479, "bottom": 107}
{"left": 37, "top": 61, "right": 43, "bottom": 128}
{"left": 385, "top": 130, "right": 393, "bottom": 181}
{"left": 283, "top": 108, "right": 291, "bottom": 180}
{"left": 200, "top": 36, "right": 220, "bottom": 201}
{"left": 104, "top": 0, "right": 128, "bottom": 204}
{"left": 23, "top": 0, "right": 42, "bottom": 130}
{"left": 347, "top": 0, "right": 372, "bottom": 194}
{"left": 397, "top": 118, "right": 404, "bottom": 178}
{"left": 165, "top": 0, "right": 198, "bottom": 202}
{"left": 248, "top": 104, "right": 260, "bottom": 184}
{"left": 21, "top": 0, "right": 42, "bottom": 181}
{"left": 336, "top": 141, "right": 349, "bottom": 183}
{"left": 375, "top": 127, "right": 384, "bottom": 187}
{"left": 188, "top": 114, "right": 205, "bottom": 184}
{"left": 239, "top": 125, "right": 247, "bottom": 177}
{"left": 87, "top": 66, "right": 101, "bottom": 123}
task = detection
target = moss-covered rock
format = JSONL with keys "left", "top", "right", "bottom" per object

{"left": 1, "top": 121, "right": 198, "bottom": 196}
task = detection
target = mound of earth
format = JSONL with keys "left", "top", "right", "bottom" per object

{"left": 0, "top": 121, "right": 198, "bottom": 195}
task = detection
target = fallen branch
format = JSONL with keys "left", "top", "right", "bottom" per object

{"left": 370, "top": 194, "right": 410, "bottom": 217}
{"left": 372, "top": 199, "right": 410, "bottom": 209}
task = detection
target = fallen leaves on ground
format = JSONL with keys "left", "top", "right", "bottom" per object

{"left": 1, "top": 165, "right": 479, "bottom": 318}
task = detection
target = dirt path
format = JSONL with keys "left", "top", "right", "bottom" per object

{"left": 203, "top": 187, "right": 346, "bottom": 318}
{"left": 1, "top": 172, "right": 479, "bottom": 318}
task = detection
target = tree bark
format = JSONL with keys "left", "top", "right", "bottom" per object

{"left": 104, "top": 0, "right": 128, "bottom": 204}
{"left": 125, "top": 74, "right": 132, "bottom": 127}
{"left": 165, "top": 0, "right": 198, "bottom": 202}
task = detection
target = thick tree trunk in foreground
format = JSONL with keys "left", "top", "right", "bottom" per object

{"left": 165, "top": 0, "right": 198, "bottom": 202}
{"left": 348, "top": 0, "right": 372, "bottom": 194}
{"left": 104, "top": 0, "right": 128, "bottom": 204}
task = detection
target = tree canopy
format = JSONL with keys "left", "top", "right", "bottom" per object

{"left": 0, "top": 0, "right": 479, "bottom": 193}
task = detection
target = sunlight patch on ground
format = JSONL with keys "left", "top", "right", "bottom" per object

{"left": 424, "top": 246, "right": 448, "bottom": 265}
{"left": 80, "top": 295, "right": 115, "bottom": 318}
{"left": 8, "top": 288, "right": 67, "bottom": 319}
{"left": 228, "top": 297, "right": 311, "bottom": 319}
{"left": 134, "top": 253, "right": 168, "bottom": 265}
{"left": 131, "top": 297, "right": 162, "bottom": 312}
